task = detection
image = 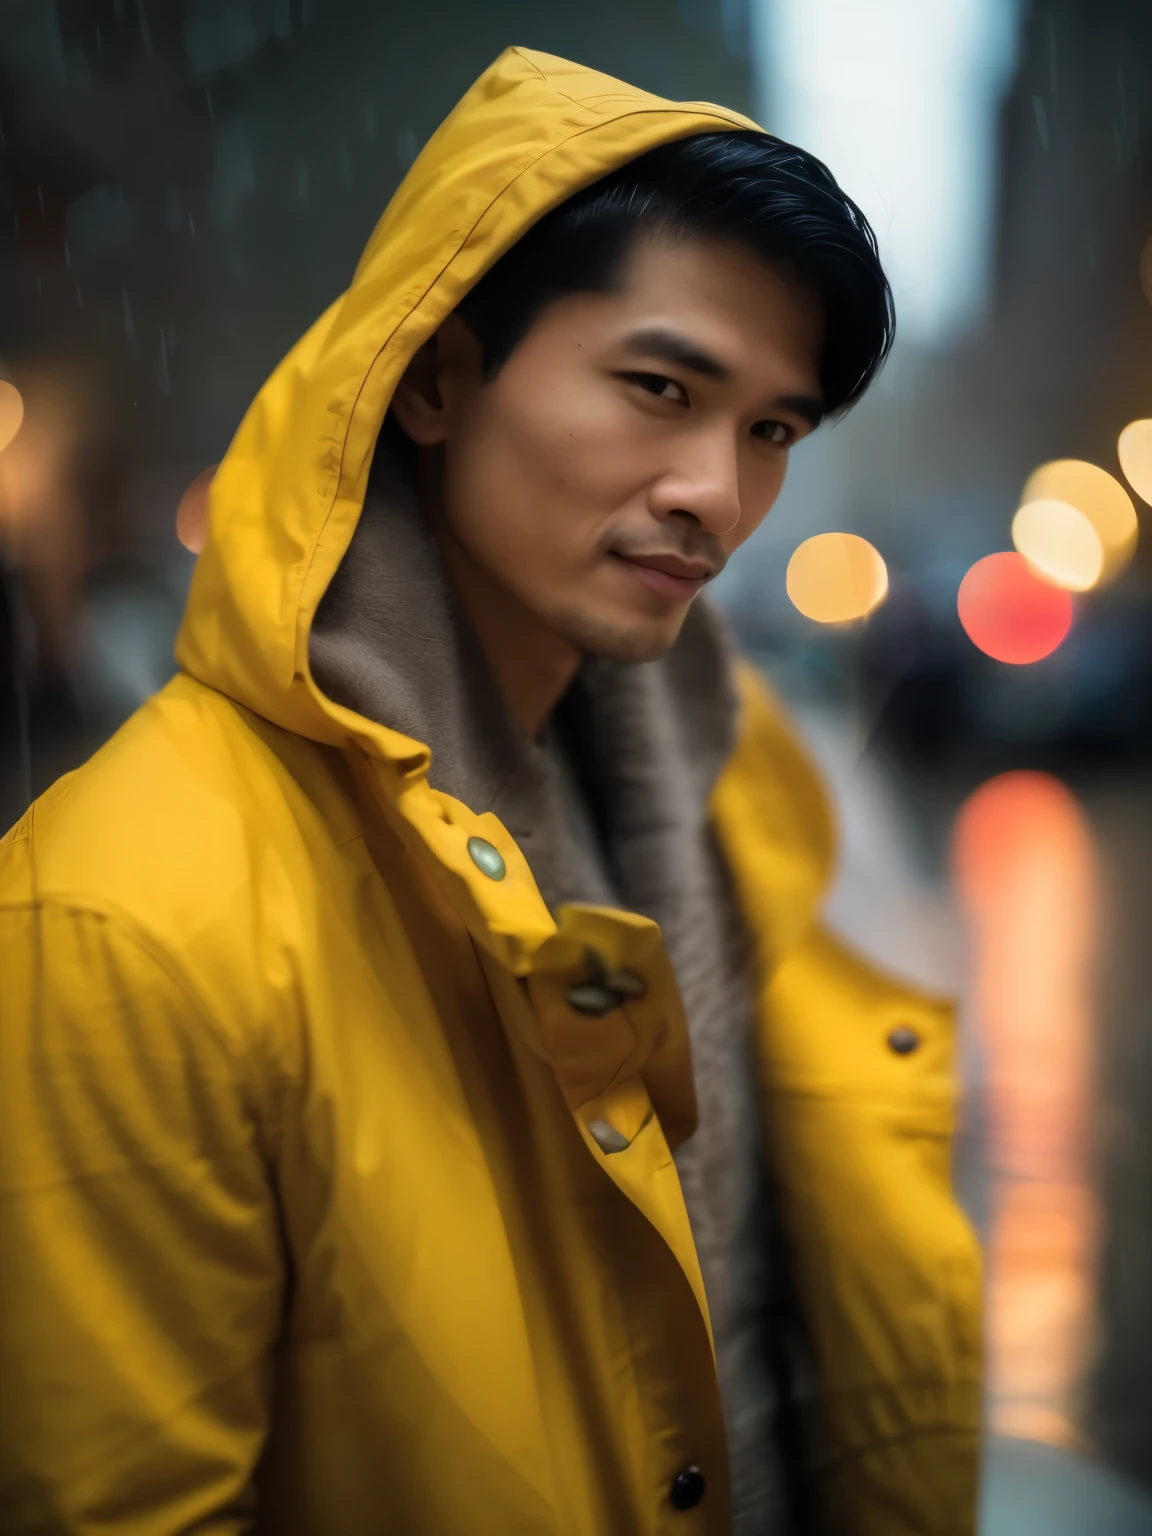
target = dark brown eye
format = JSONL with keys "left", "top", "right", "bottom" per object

{"left": 752, "top": 419, "right": 791, "bottom": 445}
{"left": 626, "top": 372, "right": 689, "bottom": 404}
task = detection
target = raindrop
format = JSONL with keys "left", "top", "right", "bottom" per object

{"left": 1032, "top": 95, "right": 1049, "bottom": 151}
{"left": 122, "top": 283, "right": 136, "bottom": 347}
{"left": 1048, "top": 12, "right": 1057, "bottom": 97}
{"left": 75, "top": 283, "right": 83, "bottom": 311}
{"left": 188, "top": 211, "right": 196, "bottom": 238}
{"left": 36, "top": 185, "right": 44, "bottom": 214}
{"left": 157, "top": 329, "right": 170, "bottom": 396}
{"left": 64, "top": 239, "right": 71, "bottom": 270}
{"left": 397, "top": 127, "right": 419, "bottom": 170}
{"left": 206, "top": 89, "right": 214, "bottom": 120}
{"left": 135, "top": 0, "right": 153, "bottom": 57}
{"left": 361, "top": 101, "right": 377, "bottom": 142}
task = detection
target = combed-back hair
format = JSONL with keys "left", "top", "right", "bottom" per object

{"left": 455, "top": 131, "right": 894, "bottom": 416}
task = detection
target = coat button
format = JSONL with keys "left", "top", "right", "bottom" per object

{"left": 564, "top": 982, "right": 619, "bottom": 1016}
{"left": 587, "top": 1118, "right": 631, "bottom": 1154}
{"left": 669, "top": 1466, "right": 706, "bottom": 1510}
{"left": 467, "top": 837, "right": 506, "bottom": 881}
{"left": 887, "top": 1024, "right": 920, "bottom": 1055}
{"left": 605, "top": 969, "right": 646, "bottom": 999}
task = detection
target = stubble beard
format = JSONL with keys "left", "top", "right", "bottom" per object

{"left": 546, "top": 600, "right": 690, "bottom": 665}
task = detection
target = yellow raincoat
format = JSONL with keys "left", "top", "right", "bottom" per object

{"left": 0, "top": 49, "right": 981, "bottom": 1536}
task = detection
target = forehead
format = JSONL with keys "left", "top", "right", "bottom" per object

{"left": 603, "top": 232, "right": 825, "bottom": 393}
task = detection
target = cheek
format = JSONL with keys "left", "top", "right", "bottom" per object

{"left": 451, "top": 370, "right": 657, "bottom": 552}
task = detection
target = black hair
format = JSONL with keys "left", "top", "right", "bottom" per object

{"left": 455, "top": 131, "right": 894, "bottom": 417}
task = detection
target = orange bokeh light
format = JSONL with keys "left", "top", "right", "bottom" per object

{"left": 0, "top": 380, "right": 24, "bottom": 455}
{"left": 1011, "top": 498, "right": 1103, "bottom": 592}
{"left": 176, "top": 465, "right": 217, "bottom": 554}
{"left": 953, "top": 771, "right": 1098, "bottom": 1446}
{"left": 785, "top": 532, "right": 888, "bottom": 623}
{"left": 1019, "top": 458, "right": 1137, "bottom": 583}
{"left": 1118, "top": 418, "right": 1152, "bottom": 506}
{"left": 957, "top": 552, "right": 1073, "bottom": 663}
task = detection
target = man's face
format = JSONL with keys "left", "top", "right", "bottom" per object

{"left": 407, "top": 234, "right": 825, "bottom": 663}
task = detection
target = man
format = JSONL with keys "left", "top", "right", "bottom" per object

{"left": 0, "top": 49, "right": 980, "bottom": 1536}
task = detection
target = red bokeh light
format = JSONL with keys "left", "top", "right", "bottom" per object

{"left": 957, "top": 551, "right": 1074, "bottom": 663}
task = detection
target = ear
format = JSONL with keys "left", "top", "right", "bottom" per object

{"left": 389, "top": 338, "right": 445, "bottom": 446}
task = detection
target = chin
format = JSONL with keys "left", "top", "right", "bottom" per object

{"left": 553, "top": 603, "right": 687, "bottom": 664}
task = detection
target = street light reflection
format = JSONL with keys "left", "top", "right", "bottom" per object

{"left": 953, "top": 771, "right": 1099, "bottom": 1448}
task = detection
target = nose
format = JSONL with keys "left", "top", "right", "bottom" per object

{"left": 646, "top": 426, "right": 742, "bottom": 536}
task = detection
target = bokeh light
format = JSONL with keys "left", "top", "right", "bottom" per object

{"left": 1011, "top": 498, "right": 1104, "bottom": 591}
{"left": 785, "top": 531, "right": 888, "bottom": 623}
{"left": 1117, "top": 418, "right": 1152, "bottom": 506}
{"left": 953, "top": 771, "right": 1098, "bottom": 1447}
{"left": 957, "top": 552, "right": 1073, "bottom": 663}
{"left": 1019, "top": 458, "right": 1137, "bottom": 583}
{"left": 175, "top": 465, "right": 217, "bottom": 554}
{"left": 0, "top": 381, "right": 24, "bottom": 456}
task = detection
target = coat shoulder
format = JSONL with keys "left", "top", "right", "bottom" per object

{"left": 0, "top": 676, "right": 365, "bottom": 1040}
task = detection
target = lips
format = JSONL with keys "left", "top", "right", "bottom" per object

{"left": 610, "top": 551, "right": 713, "bottom": 601}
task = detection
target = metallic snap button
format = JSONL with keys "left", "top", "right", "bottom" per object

{"left": 605, "top": 970, "right": 646, "bottom": 1000}
{"left": 466, "top": 836, "right": 506, "bottom": 881}
{"left": 887, "top": 1024, "right": 920, "bottom": 1055}
{"left": 669, "top": 1465, "right": 706, "bottom": 1510}
{"left": 587, "top": 1118, "right": 631, "bottom": 1154}
{"left": 564, "top": 982, "right": 619, "bottom": 1016}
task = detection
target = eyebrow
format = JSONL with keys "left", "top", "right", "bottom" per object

{"left": 622, "top": 326, "right": 732, "bottom": 380}
{"left": 620, "top": 326, "right": 825, "bottom": 428}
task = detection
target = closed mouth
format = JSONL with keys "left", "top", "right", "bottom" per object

{"left": 608, "top": 551, "right": 713, "bottom": 601}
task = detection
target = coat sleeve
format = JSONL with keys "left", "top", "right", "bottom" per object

{"left": 0, "top": 898, "right": 285, "bottom": 1535}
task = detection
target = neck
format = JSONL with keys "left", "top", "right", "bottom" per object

{"left": 417, "top": 451, "right": 580, "bottom": 737}
{"left": 435, "top": 527, "right": 582, "bottom": 738}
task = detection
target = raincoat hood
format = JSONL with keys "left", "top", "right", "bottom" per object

{"left": 176, "top": 47, "right": 759, "bottom": 769}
